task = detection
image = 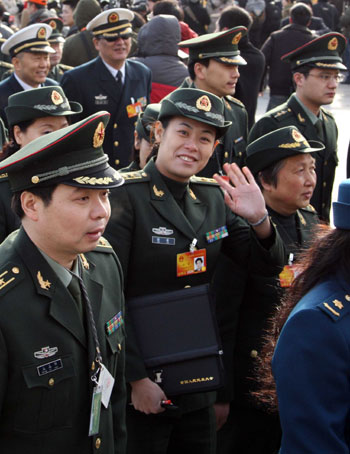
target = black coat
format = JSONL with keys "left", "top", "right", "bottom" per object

{"left": 61, "top": 57, "right": 152, "bottom": 170}
{"left": 0, "top": 175, "right": 20, "bottom": 244}
{"left": 0, "top": 74, "right": 58, "bottom": 127}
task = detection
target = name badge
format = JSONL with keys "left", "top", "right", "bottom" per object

{"left": 177, "top": 248, "right": 207, "bottom": 277}
{"left": 37, "top": 358, "right": 63, "bottom": 376}
{"left": 126, "top": 101, "right": 142, "bottom": 118}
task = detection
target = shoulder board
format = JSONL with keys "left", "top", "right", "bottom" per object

{"left": 0, "top": 261, "right": 25, "bottom": 297}
{"left": 93, "top": 236, "right": 114, "bottom": 252}
{"left": 0, "top": 61, "right": 13, "bottom": 69}
{"left": 0, "top": 172, "right": 8, "bottom": 180}
{"left": 225, "top": 95, "right": 245, "bottom": 107}
{"left": 59, "top": 63, "right": 74, "bottom": 71}
{"left": 271, "top": 107, "right": 292, "bottom": 121}
{"left": 321, "top": 107, "right": 335, "bottom": 120}
{"left": 122, "top": 170, "right": 149, "bottom": 183}
{"left": 318, "top": 291, "right": 350, "bottom": 322}
{"left": 190, "top": 175, "right": 219, "bottom": 185}
{"left": 300, "top": 204, "right": 317, "bottom": 214}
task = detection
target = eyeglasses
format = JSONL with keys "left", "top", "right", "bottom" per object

{"left": 102, "top": 34, "right": 132, "bottom": 42}
{"left": 308, "top": 73, "right": 344, "bottom": 83}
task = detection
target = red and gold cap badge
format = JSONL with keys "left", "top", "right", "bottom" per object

{"left": 37, "top": 27, "right": 46, "bottom": 39}
{"left": 196, "top": 95, "right": 211, "bottom": 112}
{"left": 232, "top": 32, "right": 242, "bottom": 45}
{"left": 109, "top": 12, "right": 119, "bottom": 23}
{"left": 93, "top": 122, "right": 105, "bottom": 148}
{"left": 328, "top": 37, "right": 338, "bottom": 51}
{"left": 51, "top": 90, "right": 63, "bottom": 106}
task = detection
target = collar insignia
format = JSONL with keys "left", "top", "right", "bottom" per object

{"left": 37, "top": 271, "right": 51, "bottom": 290}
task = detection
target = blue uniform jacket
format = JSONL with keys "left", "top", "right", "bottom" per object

{"left": 273, "top": 272, "right": 350, "bottom": 454}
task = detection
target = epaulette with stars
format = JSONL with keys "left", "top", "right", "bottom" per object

{"left": 121, "top": 170, "right": 149, "bottom": 183}
{"left": 93, "top": 236, "right": 114, "bottom": 252}
{"left": 318, "top": 291, "right": 350, "bottom": 321}
{"left": 0, "top": 262, "right": 24, "bottom": 297}
{"left": 300, "top": 204, "right": 317, "bottom": 214}
{"left": 190, "top": 175, "right": 219, "bottom": 185}
{"left": 0, "top": 172, "right": 8, "bottom": 180}
{"left": 272, "top": 108, "right": 293, "bottom": 122}
{"left": 225, "top": 95, "right": 245, "bottom": 108}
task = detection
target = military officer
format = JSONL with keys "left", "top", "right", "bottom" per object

{"left": 0, "top": 23, "right": 59, "bottom": 127}
{"left": 42, "top": 17, "right": 73, "bottom": 82}
{"left": 61, "top": 8, "right": 152, "bottom": 170}
{"left": 0, "top": 86, "right": 82, "bottom": 243}
{"left": 179, "top": 27, "right": 249, "bottom": 178}
{"left": 218, "top": 126, "right": 321, "bottom": 454}
{"left": 0, "top": 111, "right": 126, "bottom": 453}
{"left": 248, "top": 32, "right": 347, "bottom": 223}
{"left": 104, "top": 88, "right": 285, "bottom": 454}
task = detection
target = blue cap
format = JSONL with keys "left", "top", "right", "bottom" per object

{"left": 333, "top": 179, "right": 350, "bottom": 229}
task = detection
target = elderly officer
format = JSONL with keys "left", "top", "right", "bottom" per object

{"left": 105, "top": 88, "right": 285, "bottom": 454}
{"left": 218, "top": 126, "right": 322, "bottom": 454}
{"left": 249, "top": 32, "right": 347, "bottom": 223}
{"left": 0, "top": 111, "right": 126, "bottom": 453}
{"left": 42, "top": 17, "right": 73, "bottom": 82}
{"left": 61, "top": 8, "right": 152, "bottom": 170}
{"left": 0, "top": 23, "right": 58, "bottom": 127}
{"left": 179, "top": 27, "right": 248, "bottom": 178}
{"left": 0, "top": 85, "right": 82, "bottom": 243}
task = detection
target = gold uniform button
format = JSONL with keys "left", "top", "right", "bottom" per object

{"left": 323, "top": 182, "right": 327, "bottom": 187}
{"left": 184, "top": 285, "right": 191, "bottom": 288}
{"left": 91, "top": 361, "right": 95, "bottom": 371}
{"left": 12, "top": 267, "right": 20, "bottom": 274}
{"left": 238, "top": 151, "right": 242, "bottom": 157}
{"left": 48, "top": 378, "right": 55, "bottom": 386}
{"left": 224, "top": 152, "right": 229, "bottom": 159}
{"left": 114, "top": 141, "right": 119, "bottom": 147}
{"left": 250, "top": 349, "right": 258, "bottom": 358}
{"left": 95, "top": 438, "right": 101, "bottom": 449}
{"left": 114, "top": 123, "right": 118, "bottom": 128}
{"left": 31, "top": 176, "right": 40, "bottom": 184}
{"left": 322, "top": 202, "right": 326, "bottom": 208}
{"left": 115, "top": 159, "right": 120, "bottom": 165}
{"left": 324, "top": 160, "right": 328, "bottom": 166}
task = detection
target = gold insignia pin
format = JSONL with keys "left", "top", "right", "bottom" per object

{"left": 297, "top": 113, "right": 305, "bottom": 123}
{"left": 93, "top": 122, "right": 105, "bottom": 148}
{"left": 232, "top": 32, "right": 242, "bottom": 45}
{"left": 109, "top": 12, "right": 119, "bottom": 23}
{"left": 31, "top": 176, "right": 40, "bottom": 184}
{"left": 0, "top": 270, "right": 15, "bottom": 290}
{"left": 196, "top": 95, "right": 211, "bottom": 112}
{"left": 292, "top": 129, "right": 305, "bottom": 143}
{"left": 345, "top": 295, "right": 350, "bottom": 301}
{"left": 333, "top": 299, "right": 344, "bottom": 309}
{"left": 298, "top": 212, "right": 306, "bottom": 226}
{"left": 37, "top": 27, "right": 46, "bottom": 39}
{"left": 189, "top": 189, "right": 196, "bottom": 200}
{"left": 49, "top": 20, "right": 56, "bottom": 29}
{"left": 80, "top": 254, "right": 90, "bottom": 270}
{"left": 51, "top": 90, "right": 63, "bottom": 106}
{"left": 328, "top": 37, "right": 338, "bottom": 51}
{"left": 153, "top": 185, "right": 164, "bottom": 197}
{"left": 323, "top": 302, "right": 339, "bottom": 316}
{"left": 37, "top": 271, "right": 51, "bottom": 290}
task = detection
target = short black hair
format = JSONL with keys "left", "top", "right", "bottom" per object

{"left": 187, "top": 58, "right": 210, "bottom": 81}
{"left": 153, "top": 0, "right": 184, "bottom": 20}
{"left": 11, "top": 185, "right": 58, "bottom": 219}
{"left": 290, "top": 2, "right": 312, "bottom": 26}
{"left": 218, "top": 5, "right": 252, "bottom": 31}
{"left": 257, "top": 159, "right": 286, "bottom": 189}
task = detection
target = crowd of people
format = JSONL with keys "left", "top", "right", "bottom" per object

{"left": 0, "top": 0, "right": 349, "bottom": 453}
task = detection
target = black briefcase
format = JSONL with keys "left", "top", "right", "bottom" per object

{"left": 127, "top": 284, "right": 224, "bottom": 396}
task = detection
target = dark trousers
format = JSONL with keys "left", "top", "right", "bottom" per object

{"left": 126, "top": 404, "right": 216, "bottom": 454}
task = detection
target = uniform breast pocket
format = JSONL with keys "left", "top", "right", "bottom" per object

{"left": 15, "top": 355, "right": 75, "bottom": 433}
{"left": 232, "top": 137, "right": 247, "bottom": 166}
{"left": 106, "top": 326, "right": 125, "bottom": 378}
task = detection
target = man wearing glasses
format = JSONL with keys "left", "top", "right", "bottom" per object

{"left": 61, "top": 8, "right": 151, "bottom": 170}
{"left": 248, "top": 33, "right": 347, "bottom": 223}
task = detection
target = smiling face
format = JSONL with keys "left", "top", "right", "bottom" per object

{"left": 154, "top": 116, "right": 217, "bottom": 182}
{"left": 194, "top": 59, "right": 240, "bottom": 97}
{"left": 13, "top": 51, "right": 50, "bottom": 87}
{"left": 93, "top": 36, "right": 131, "bottom": 69}
{"left": 261, "top": 153, "right": 317, "bottom": 216}
{"left": 21, "top": 185, "right": 111, "bottom": 268}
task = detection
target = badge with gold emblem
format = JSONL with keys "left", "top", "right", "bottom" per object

{"left": 51, "top": 90, "right": 63, "bottom": 105}
{"left": 196, "top": 95, "right": 211, "bottom": 112}
{"left": 292, "top": 129, "right": 304, "bottom": 142}
{"left": 37, "top": 27, "right": 46, "bottom": 39}
{"left": 93, "top": 122, "right": 105, "bottom": 148}
{"left": 49, "top": 20, "right": 57, "bottom": 29}
{"left": 109, "top": 12, "right": 119, "bottom": 23}
{"left": 328, "top": 37, "right": 338, "bottom": 51}
{"left": 232, "top": 32, "right": 242, "bottom": 45}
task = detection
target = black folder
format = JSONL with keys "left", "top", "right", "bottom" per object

{"left": 128, "top": 284, "right": 224, "bottom": 396}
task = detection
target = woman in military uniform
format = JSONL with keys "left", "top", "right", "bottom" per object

{"left": 0, "top": 86, "right": 82, "bottom": 242}
{"left": 105, "top": 88, "right": 285, "bottom": 454}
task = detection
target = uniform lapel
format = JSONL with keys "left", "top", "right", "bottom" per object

{"left": 321, "top": 108, "right": 337, "bottom": 156}
{"left": 96, "top": 57, "right": 123, "bottom": 106}
{"left": 114, "top": 61, "right": 140, "bottom": 121}
{"left": 184, "top": 185, "right": 208, "bottom": 234}
{"left": 145, "top": 160, "right": 199, "bottom": 241}
{"left": 15, "top": 228, "right": 87, "bottom": 348}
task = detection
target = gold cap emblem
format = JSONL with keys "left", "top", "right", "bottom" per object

{"left": 93, "top": 122, "right": 105, "bottom": 148}
{"left": 196, "top": 95, "right": 211, "bottom": 112}
{"left": 232, "top": 32, "right": 242, "bottom": 45}
{"left": 37, "top": 27, "right": 46, "bottom": 39}
{"left": 49, "top": 20, "right": 57, "bottom": 29}
{"left": 292, "top": 129, "right": 305, "bottom": 142}
{"left": 31, "top": 176, "right": 40, "bottom": 184}
{"left": 51, "top": 90, "right": 63, "bottom": 105}
{"left": 328, "top": 37, "right": 338, "bottom": 51}
{"left": 109, "top": 12, "right": 119, "bottom": 23}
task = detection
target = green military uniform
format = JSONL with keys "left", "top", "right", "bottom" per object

{"left": 0, "top": 61, "right": 13, "bottom": 81}
{"left": 0, "top": 173, "right": 20, "bottom": 243}
{"left": 217, "top": 126, "right": 322, "bottom": 454}
{"left": 179, "top": 27, "right": 249, "bottom": 177}
{"left": 248, "top": 32, "right": 347, "bottom": 222}
{"left": 104, "top": 88, "right": 285, "bottom": 454}
{"left": 48, "top": 62, "right": 74, "bottom": 82}
{"left": 0, "top": 111, "right": 127, "bottom": 453}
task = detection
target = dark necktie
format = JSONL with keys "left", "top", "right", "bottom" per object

{"left": 116, "top": 70, "right": 122, "bottom": 89}
{"left": 68, "top": 274, "right": 84, "bottom": 320}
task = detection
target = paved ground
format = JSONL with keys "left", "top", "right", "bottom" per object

{"left": 255, "top": 84, "right": 350, "bottom": 219}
